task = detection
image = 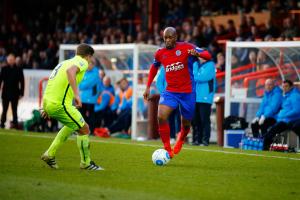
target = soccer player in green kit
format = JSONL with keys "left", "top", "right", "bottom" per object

{"left": 41, "top": 43, "right": 103, "bottom": 171}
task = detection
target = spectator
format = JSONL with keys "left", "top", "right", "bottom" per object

{"left": 94, "top": 76, "right": 116, "bottom": 128}
{"left": 263, "top": 80, "right": 300, "bottom": 150}
{"left": 96, "top": 77, "right": 132, "bottom": 138}
{"left": 215, "top": 52, "right": 225, "bottom": 72}
{"left": 251, "top": 79, "right": 282, "bottom": 138}
{"left": 0, "top": 47, "right": 7, "bottom": 67}
{"left": 0, "top": 54, "right": 24, "bottom": 128}
{"left": 203, "top": 19, "right": 216, "bottom": 43}
{"left": 226, "top": 19, "right": 237, "bottom": 40}
{"left": 78, "top": 57, "right": 102, "bottom": 134}
{"left": 282, "top": 17, "right": 300, "bottom": 38}
{"left": 192, "top": 53, "right": 216, "bottom": 146}
{"left": 256, "top": 50, "right": 272, "bottom": 70}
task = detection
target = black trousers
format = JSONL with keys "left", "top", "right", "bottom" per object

{"left": 251, "top": 117, "right": 276, "bottom": 138}
{"left": 263, "top": 121, "right": 290, "bottom": 150}
{"left": 1, "top": 97, "right": 19, "bottom": 128}
{"left": 192, "top": 102, "right": 212, "bottom": 145}
{"left": 290, "top": 119, "right": 300, "bottom": 136}
{"left": 95, "top": 107, "right": 117, "bottom": 128}
{"left": 108, "top": 108, "right": 131, "bottom": 134}
{"left": 79, "top": 103, "right": 96, "bottom": 133}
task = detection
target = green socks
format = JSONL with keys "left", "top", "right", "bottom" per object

{"left": 47, "top": 126, "right": 73, "bottom": 157}
{"left": 46, "top": 126, "right": 91, "bottom": 166}
{"left": 77, "top": 134, "right": 91, "bottom": 166}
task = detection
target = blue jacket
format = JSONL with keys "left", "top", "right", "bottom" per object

{"left": 112, "top": 87, "right": 133, "bottom": 112}
{"left": 193, "top": 60, "right": 216, "bottom": 104}
{"left": 256, "top": 86, "right": 282, "bottom": 118}
{"left": 111, "top": 94, "right": 120, "bottom": 112}
{"left": 276, "top": 88, "right": 300, "bottom": 123}
{"left": 119, "top": 94, "right": 132, "bottom": 111}
{"left": 156, "top": 67, "right": 167, "bottom": 94}
{"left": 79, "top": 67, "right": 102, "bottom": 104}
{"left": 94, "top": 86, "right": 115, "bottom": 112}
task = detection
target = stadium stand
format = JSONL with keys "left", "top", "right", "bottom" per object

{"left": 1, "top": 0, "right": 300, "bottom": 70}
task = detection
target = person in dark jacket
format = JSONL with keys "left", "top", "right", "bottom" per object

{"left": 0, "top": 54, "right": 24, "bottom": 128}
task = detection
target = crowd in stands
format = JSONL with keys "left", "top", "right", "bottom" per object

{"left": 1, "top": 0, "right": 300, "bottom": 70}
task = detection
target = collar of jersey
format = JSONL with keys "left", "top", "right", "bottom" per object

{"left": 74, "top": 55, "right": 88, "bottom": 66}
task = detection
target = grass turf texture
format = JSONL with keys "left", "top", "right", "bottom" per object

{"left": 0, "top": 129, "right": 300, "bottom": 200}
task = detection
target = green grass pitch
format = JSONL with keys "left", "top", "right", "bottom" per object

{"left": 1, "top": 129, "right": 300, "bottom": 200}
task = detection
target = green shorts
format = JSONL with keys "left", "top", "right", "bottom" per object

{"left": 43, "top": 100, "right": 85, "bottom": 131}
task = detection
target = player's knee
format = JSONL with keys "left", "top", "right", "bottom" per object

{"left": 158, "top": 115, "right": 168, "bottom": 124}
{"left": 181, "top": 118, "right": 191, "bottom": 127}
{"left": 78, "top": 123, "right": 90, "bottom": 135}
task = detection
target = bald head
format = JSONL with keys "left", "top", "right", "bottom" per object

{"left": 163, "top": 27, "right": 177, "bottom": 49}
{"left": 163, "top": 27, "right": 177, "bottom": 36}
{"left": 103, "top": 76, "right": 111, "bottom": 87}
{"left": 265, "top": 78, "right": 275, "bottom": 92}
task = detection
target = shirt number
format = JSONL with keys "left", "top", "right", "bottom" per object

{"left": 49, "top": 63, "right": 62, "bottom": 79}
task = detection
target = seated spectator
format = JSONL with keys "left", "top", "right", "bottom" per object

{"left": 95, "top": 77, "right": 132, "bottom": 138}
{"left": 263, "top": 80, "right": 300, "bottom": 150}
{"left": 251, "top": 79, "right": 282, "bottom": 137}
{"left": 94, "top": 76, "right": 116, "bottom": 128}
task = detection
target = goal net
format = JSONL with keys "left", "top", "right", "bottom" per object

{"left": 224, "top": 41, "right": 300, "bottom": 123}
{"left": 59, "top": 44, "right": 158, "bottom": 140}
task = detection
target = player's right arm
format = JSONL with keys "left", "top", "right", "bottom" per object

{"left": 66, "top": 65, "right": 82, "bottom": 108}
{"left": 143, "top": 50, "right": 161, "bottom": 100}
{"left": 188, "top": 47, "right": 212, "bottom": 60}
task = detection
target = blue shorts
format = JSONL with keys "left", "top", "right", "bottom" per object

{"left": 159, "top": 91, "right": 196, "bottom": 120}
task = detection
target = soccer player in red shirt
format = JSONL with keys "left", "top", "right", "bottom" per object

{"left": 143, "top": 27, "right": 211, "bottom": 158}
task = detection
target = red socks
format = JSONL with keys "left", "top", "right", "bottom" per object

{"left": 179, "top": 125, "right": 190, "bottom": 141}
{"left": 158, "top": 122, "right": 171, "bottom": 149}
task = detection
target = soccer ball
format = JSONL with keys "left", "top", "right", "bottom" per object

{"left": 152, "top": 149, "right": 171, "bottom": 166}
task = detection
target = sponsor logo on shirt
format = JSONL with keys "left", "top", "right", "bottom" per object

{"left": 176, "top": 50, "right": 181, "bottom": 56}
{"left": 165, "top": 62, "right": 184, "bottom": 72}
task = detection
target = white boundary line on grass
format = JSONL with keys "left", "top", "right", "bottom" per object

{"left": 2, "top": 132, "right": 300, "bottom": 161}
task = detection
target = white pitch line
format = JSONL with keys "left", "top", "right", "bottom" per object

{"left": 1, "top": 131, "right": 300, "bottom": 161}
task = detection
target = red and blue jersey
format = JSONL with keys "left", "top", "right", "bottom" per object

{"left": 152, "top": 42, "right": 200, "bottom": 93}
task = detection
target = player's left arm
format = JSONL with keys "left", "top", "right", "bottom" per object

{"left": 188, "top": 47, "right": 212, "bottom": 60}
{"left": 144, "top": 50, "right": 161, "bottom": 100}
{"left": 66, "top": 65, "right": 82, "bottom": 108}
